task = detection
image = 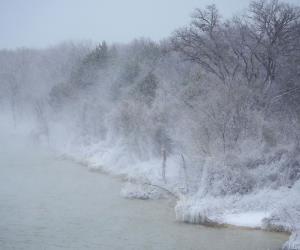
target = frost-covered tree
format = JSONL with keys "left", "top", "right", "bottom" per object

{"left": 1, "top": 0, "right": 300, "bottom": 198}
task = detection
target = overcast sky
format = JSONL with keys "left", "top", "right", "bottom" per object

{"left": 1, "top": 0, "right": 299, "bottom": 49}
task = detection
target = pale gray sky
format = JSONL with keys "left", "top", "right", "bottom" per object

{"left": 1, "top": 0, "right": 299, "bottom": 49}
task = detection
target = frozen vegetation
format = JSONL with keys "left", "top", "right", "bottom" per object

{"left": 0, "top": 1, "right": 300, "bottom": 249}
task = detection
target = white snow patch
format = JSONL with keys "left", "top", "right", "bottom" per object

{"left": 283, "top": 231, "right": 300, "bottom": 250}
{"left": 223, "top": 212, "right": 269, "bottom": 228}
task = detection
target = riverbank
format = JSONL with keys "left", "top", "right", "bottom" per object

{"left": 49, "top": 136, "right": 300, "bottom": 250}
{"left": 0, "top": 133, "right": 289, "bottom": 250}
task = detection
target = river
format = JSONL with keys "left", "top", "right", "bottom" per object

{"left": 0, "top": 135, "right": 288, "bottom": 250}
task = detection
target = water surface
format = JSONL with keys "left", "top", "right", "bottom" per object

{"left": 0, "top": 136, "right": 288, "bottom": 249}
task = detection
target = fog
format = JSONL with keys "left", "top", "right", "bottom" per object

{"left": 1, "top": 1, "right": 300, "bottom": 249}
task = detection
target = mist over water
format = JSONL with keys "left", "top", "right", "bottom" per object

{"left": 1, "top": 0, "right": 300, "bottom": 249}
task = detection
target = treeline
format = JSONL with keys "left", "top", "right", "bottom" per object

{"left": 1, "top": 0, "right": 300, "bottom": 195}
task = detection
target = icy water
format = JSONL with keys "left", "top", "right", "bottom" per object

{"left": 0, "top": 136, "right": 288, "bottom": 250}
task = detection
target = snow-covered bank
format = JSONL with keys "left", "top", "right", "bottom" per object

{"left": 175, "top": 182, "right": 300, "bottom": 249}
{"left": 45, "top": 131, "right": 299, "bottom": 250}
{"left": 283, "top": 232, "right": 300, "bottom": 250}
{"left": 1, "top": 112, "right": 299, "bottom": 249}
{"left": 176, "top": 185, "right": 300, "bottom": 228}
{"left": 0, "top": 135, "right": 288, "bottom": 250}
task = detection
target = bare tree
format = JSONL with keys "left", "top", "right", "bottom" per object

{"left": 34, "top": 100, "right": 49, "bottom": 145}
{"left": 247, "top": 0, "right": 300, "bottom": 89}
{"left": 172, "top": 5, "right": 242, "bottom": 86}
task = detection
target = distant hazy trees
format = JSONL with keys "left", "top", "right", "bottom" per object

{"left": 0, "top": 0, "right": 299, "bottom": 191}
